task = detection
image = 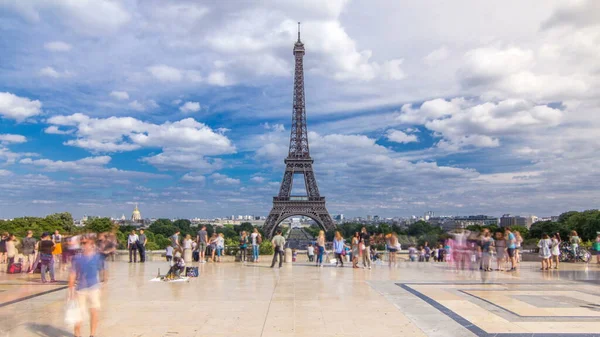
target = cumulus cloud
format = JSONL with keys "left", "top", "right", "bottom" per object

{"left": 211, "top": 173, "right": 240, "bottom": 185}
{"left": 44, "top": 41, "right": 72, "bottom": 52}
{"left": 179, "top": 101, "right": 201, "bottom": 113}
{"left": 181, "top": 173, "right": 206, "bottom": 183}
{"left": 386, "top": 130, "right": 418, "bottom": 144}
{"left": 46, "top": 113, "right": 235, "bottom": 170}
{"left": 0, "top": 134, "right": 27, "bottom": 144}
{"left": 424, "top": 46, "right": 449, "bottom": 65}
{"left": 0, "top": 92, "right": 42, "bottom": 122}
{"left": 39, "top": 66, "right": 73, "bottom": 78}
{"left": 250, "top": 176, "right": 265, "bottom": 183}
{"left": 147, "top": 65, "right": 182, "bottom": 82}
{"left": 110, "top": 91, "right": 129, "bottom": 100}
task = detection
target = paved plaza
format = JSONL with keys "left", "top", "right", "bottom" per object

{"left": 1, "top": 259, "right": 600, "bottom": 337}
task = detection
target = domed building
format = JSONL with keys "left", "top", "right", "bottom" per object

{"left": 131, "top": 203, "right": 142, "bottom": 222}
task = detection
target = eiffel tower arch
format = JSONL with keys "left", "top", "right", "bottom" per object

{"left": 263, "top": 23, "right": 336, "bottom": 239}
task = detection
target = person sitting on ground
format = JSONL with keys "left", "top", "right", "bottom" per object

{"left": 166, "top": 253, "right": 185, "bottom": 279}
{"left": 307, "top": 244, "right": 315, "bottom": 262}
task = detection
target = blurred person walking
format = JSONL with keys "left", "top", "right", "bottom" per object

{"left": 594, "top": 232, "right": 600, "bottom": 265}
{"left": 69, "top": 234, "right": 104, "bottom": 337}
{"left": 351, "top": 232, "right": 360, "bottom": 268}
{"left": 196, "top": 226, "right": 208, "bottom": 263}
{"left": 5, "top": 234, "right": 16, "bottom": 271}
{"left": 239, "top": 231, "right": 249, "bottom": 263}
{"left": 216, "top": 233, "right": 224, "bottom": 262}
{"left": 0, "top": 232, "right": 7, "bottom": 264}
{"left": 550, "top": 233, "right": 561, "bottom": 269}
{"left": 480, "top": 229, "right": 494, "bottom": 272}
{"left": 52, "top": 230, "right": 63, "bottom": 264}
{"left": 569, "top": 231, "right": 581, "bottom": 261}
{"left": 495, "top": 232, "right": 507, "bottom": 271}
{"left": 505, "top": 227, "right": 517, "bottom": 271}
{"left": 387, "top": 233, "right": 400, "bottom": 266}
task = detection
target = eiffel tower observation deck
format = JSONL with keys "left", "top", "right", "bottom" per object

{"left": 263, "top": 23, "right": 336, "bottom": 239}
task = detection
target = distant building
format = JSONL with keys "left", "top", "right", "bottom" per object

{"left": 131, "top": 203, "right": 142, "bottom": 222}
{"left": 500, "top": 214, "right": 535, "bottom": 229}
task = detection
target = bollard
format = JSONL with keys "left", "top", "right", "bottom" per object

{"left": 285, "top": 248, "right": 292, "bottom": 263}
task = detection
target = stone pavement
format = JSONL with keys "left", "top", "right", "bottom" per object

{"left": 1, "top": 259, "right": 600, "bottom": 337}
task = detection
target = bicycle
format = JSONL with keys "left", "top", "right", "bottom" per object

{"left": 559, "top": 242, "right": 591, "bottom": 263}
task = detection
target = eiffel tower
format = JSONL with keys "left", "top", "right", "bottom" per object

{"left": 263, "top": 23, "right": 336, "bottom": 238}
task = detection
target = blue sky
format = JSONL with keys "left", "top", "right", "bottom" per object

{"left": 1, "top": 0, "right": 599, "bottom": 219}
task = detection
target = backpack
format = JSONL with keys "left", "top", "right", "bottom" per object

{"left": 8, "top": 263, "right": 22, "bottom": 274}
{"left": 186, "top": 266, "right": 199, "bottom": 277}
{"left": 257, "top": 234, "right": 262, "bottom": 244}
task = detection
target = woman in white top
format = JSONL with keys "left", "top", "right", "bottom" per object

{"left": 216, "top": 233, "right": 225, "bottom": 262}
{"left": 538, "top": 233, "right": 552, "bottom": 270}
{"left": 550, "top": 233, "right": 561, "bottom": 269}
{"left": 183, "top": 234, "right": 193, "bottom": 263}
{"left": 250, "top": 228, "right": 262, "bottom": 263}
{"left": 316, "top": 230, "right": 325, "bottom": 267}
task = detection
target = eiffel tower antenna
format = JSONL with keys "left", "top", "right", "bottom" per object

{"left": 263, "top": 24, "right": 335, "bottom": 239}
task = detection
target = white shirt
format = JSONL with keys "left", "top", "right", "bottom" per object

{"left": 251, "top": 232, "right": 259, "bottom": 245}
{"left": 183, "top": 239, "right": 192, "bottom": 249}
{"left": 128, "top": 234, "right": 139, "bottom": 245}
{"left": 216, "top": 237, "right": 224, "bottom": 248}
{"left": 307, "top": 246, "right": 314, "bottom": 255}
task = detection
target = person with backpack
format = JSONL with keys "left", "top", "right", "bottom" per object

{"left": 250, "top": 228, "right": 262, "bottom": 263}
{"left": 39, "top": 232, "right": 56, "bottom": 283}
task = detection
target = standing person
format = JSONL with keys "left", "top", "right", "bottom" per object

{"left": 307, "top": 244, "right": 315, "bottom": 262}
{"left": 270, "top": 229, "right": 286, "bottom": 268}
{"left": 495, "top": 232, "right": 506, "bottom": 271}
{"left": 137, "top": 229, "right": 147, "bottom": 263}
{"left": 514, "top": 231, "right": 523, "bottom": 264}
{"left": 408, "top": 246, "right": 417, "bottom": 262}
{"left": 52, "top": 230, "right": 63, "bottom": 264}
{"left": 316, "top": 230, "right": 325, "bottom": 267}
{"left": 550, "top": 233, "right": 561, "bottom": 269}
{"left": 569, "top": 231, "right": 581, "bottom": 261}
{"left": 251, "top": 228, "right": 262, "bottom": 263}
{"left": 165, "top": 245, "right": 173, "bottom": 262}
{"left": 170, "top": 230, "right": 181, "bottom": 252}
{"left": 216, "top": 233, "right": 224, "bottom": 262}
{"left": 388, "top": 233, "right": 400, "bottom": 266}
{"left": 239, "top": 231, "right": 249, "bottom": 263}
{"left": 182, "top": 234, "right": 193, "bottom": 263}
{"left": 39, "top": 233, "right": 56, "bottom": 283}
{"left": 351, "top": 233, "right": 360, "bottom": 268}
{"left": 480, "top": 229, "right": 494, "bottom": 272}
{"left": 208, "top": 233, "right": 218, "bottom": 262}
{"left": 0, "top": 232, "right": 7, "bottom": 264}
{"left": 538, "top": 233, "right": 552, "bottom": 270}
{"left": 127, "top": 230, "right": 139, "bottom": 263}
{"left": 505, "top": 227, "right": 517, "bottom": 271}
{"left": 22, "top": 230, "right": 37, "bottom": 273}
{"left": 424, "top": 242, "right": 431, "bottom": 262}
{"left": 333, "top": 231, "right": 345, "bottom": 267}
{"left": 360, "top": 227, "right": 372, "bottom": 269}
{"left": 97, "top": 233, "right": 115, "bottom": 282}
{"left": 196, "top": 226, "right": 208, "bottom": 263}
{"left": 438, "top": 244, "right": 445, "bottom": 262}
{"left": 593, "top": 232, "right": 600, "bottom": 265}
{"left": 69, "top": 234, "right": 104, "bottom": 337}
{"left": 5, "top": 234, "right": 16, "bottom": 271}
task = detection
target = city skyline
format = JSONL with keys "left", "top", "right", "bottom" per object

{"left": 1, "top": 1, "right": 600, "bottom": 218}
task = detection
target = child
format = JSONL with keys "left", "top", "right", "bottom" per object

{"left": 538, "top": 233, "right": 552, "bottom": 270}
{"left": 307, "top": 244, "right": 315, "bottom": 262}
{"left": 166, "top": 245, "right": 173, "bottom": 262}
{"left": 292, "top": 249, "right": 297, "bottom": 262}
{"left": 166, "top": 253, "right": 185, "bottom": 280}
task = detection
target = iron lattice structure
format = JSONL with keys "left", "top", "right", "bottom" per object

{"left": 263, "top": 24, "right": 336, "bottom": 238}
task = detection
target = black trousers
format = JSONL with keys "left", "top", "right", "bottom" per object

{"left": 138, "top": 245, "right": 146, "bottom": 262}
{"left": 129, "top": 245, "right": 137, "bottom": 262}
{"left": 271, "top": 248, "right": 283, "bottom": 267}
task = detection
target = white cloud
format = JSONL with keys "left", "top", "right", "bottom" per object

{"left": 211, "top": 173, "right": 240, "bottom": 185}
{"left": 0, "top": 169, "right": 11, "bottom": 176}
{"left": 44, "top": 41, "right": 72, "bottom": 52}
{"left": 250, "top": 176, "right": 265, "bottom": 183}
{"left": 0, "top": 134, "right": 26, "bottom": 144}
{"left": 181, "top": 173, "right": 206, "bottom": 183}
{"left": 0, "top": 92, "right": 42, "bottom": 122}
{"left": 147, "top": 65, "right": 182, "bottom": 82}
{"left": 39, "top": 66, "right": 73, "bottom": 78}
{"left": 128, "top": 100, "right": 145, "bottom": 111}
{"left": 110, "top": 91, "right": 129, "bottom": 100}
{"left": 424, "top": 46, "right": 449, "bottom": 65}
{"left": 179, "top": 101, "right": 201, "bottom": 113}
{"left": 207, "top": 71, "right": 229, "bottom": 86}
{"left": 386, "top": 130, "right": 418, "bottom": 144}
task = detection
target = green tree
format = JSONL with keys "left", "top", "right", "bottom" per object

{"left": 85, "top": 218, "right": 114, "bottom": 233}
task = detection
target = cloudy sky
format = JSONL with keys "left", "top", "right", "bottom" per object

{"left": 0, "top": 0, "right": 599, "bottom": 219}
